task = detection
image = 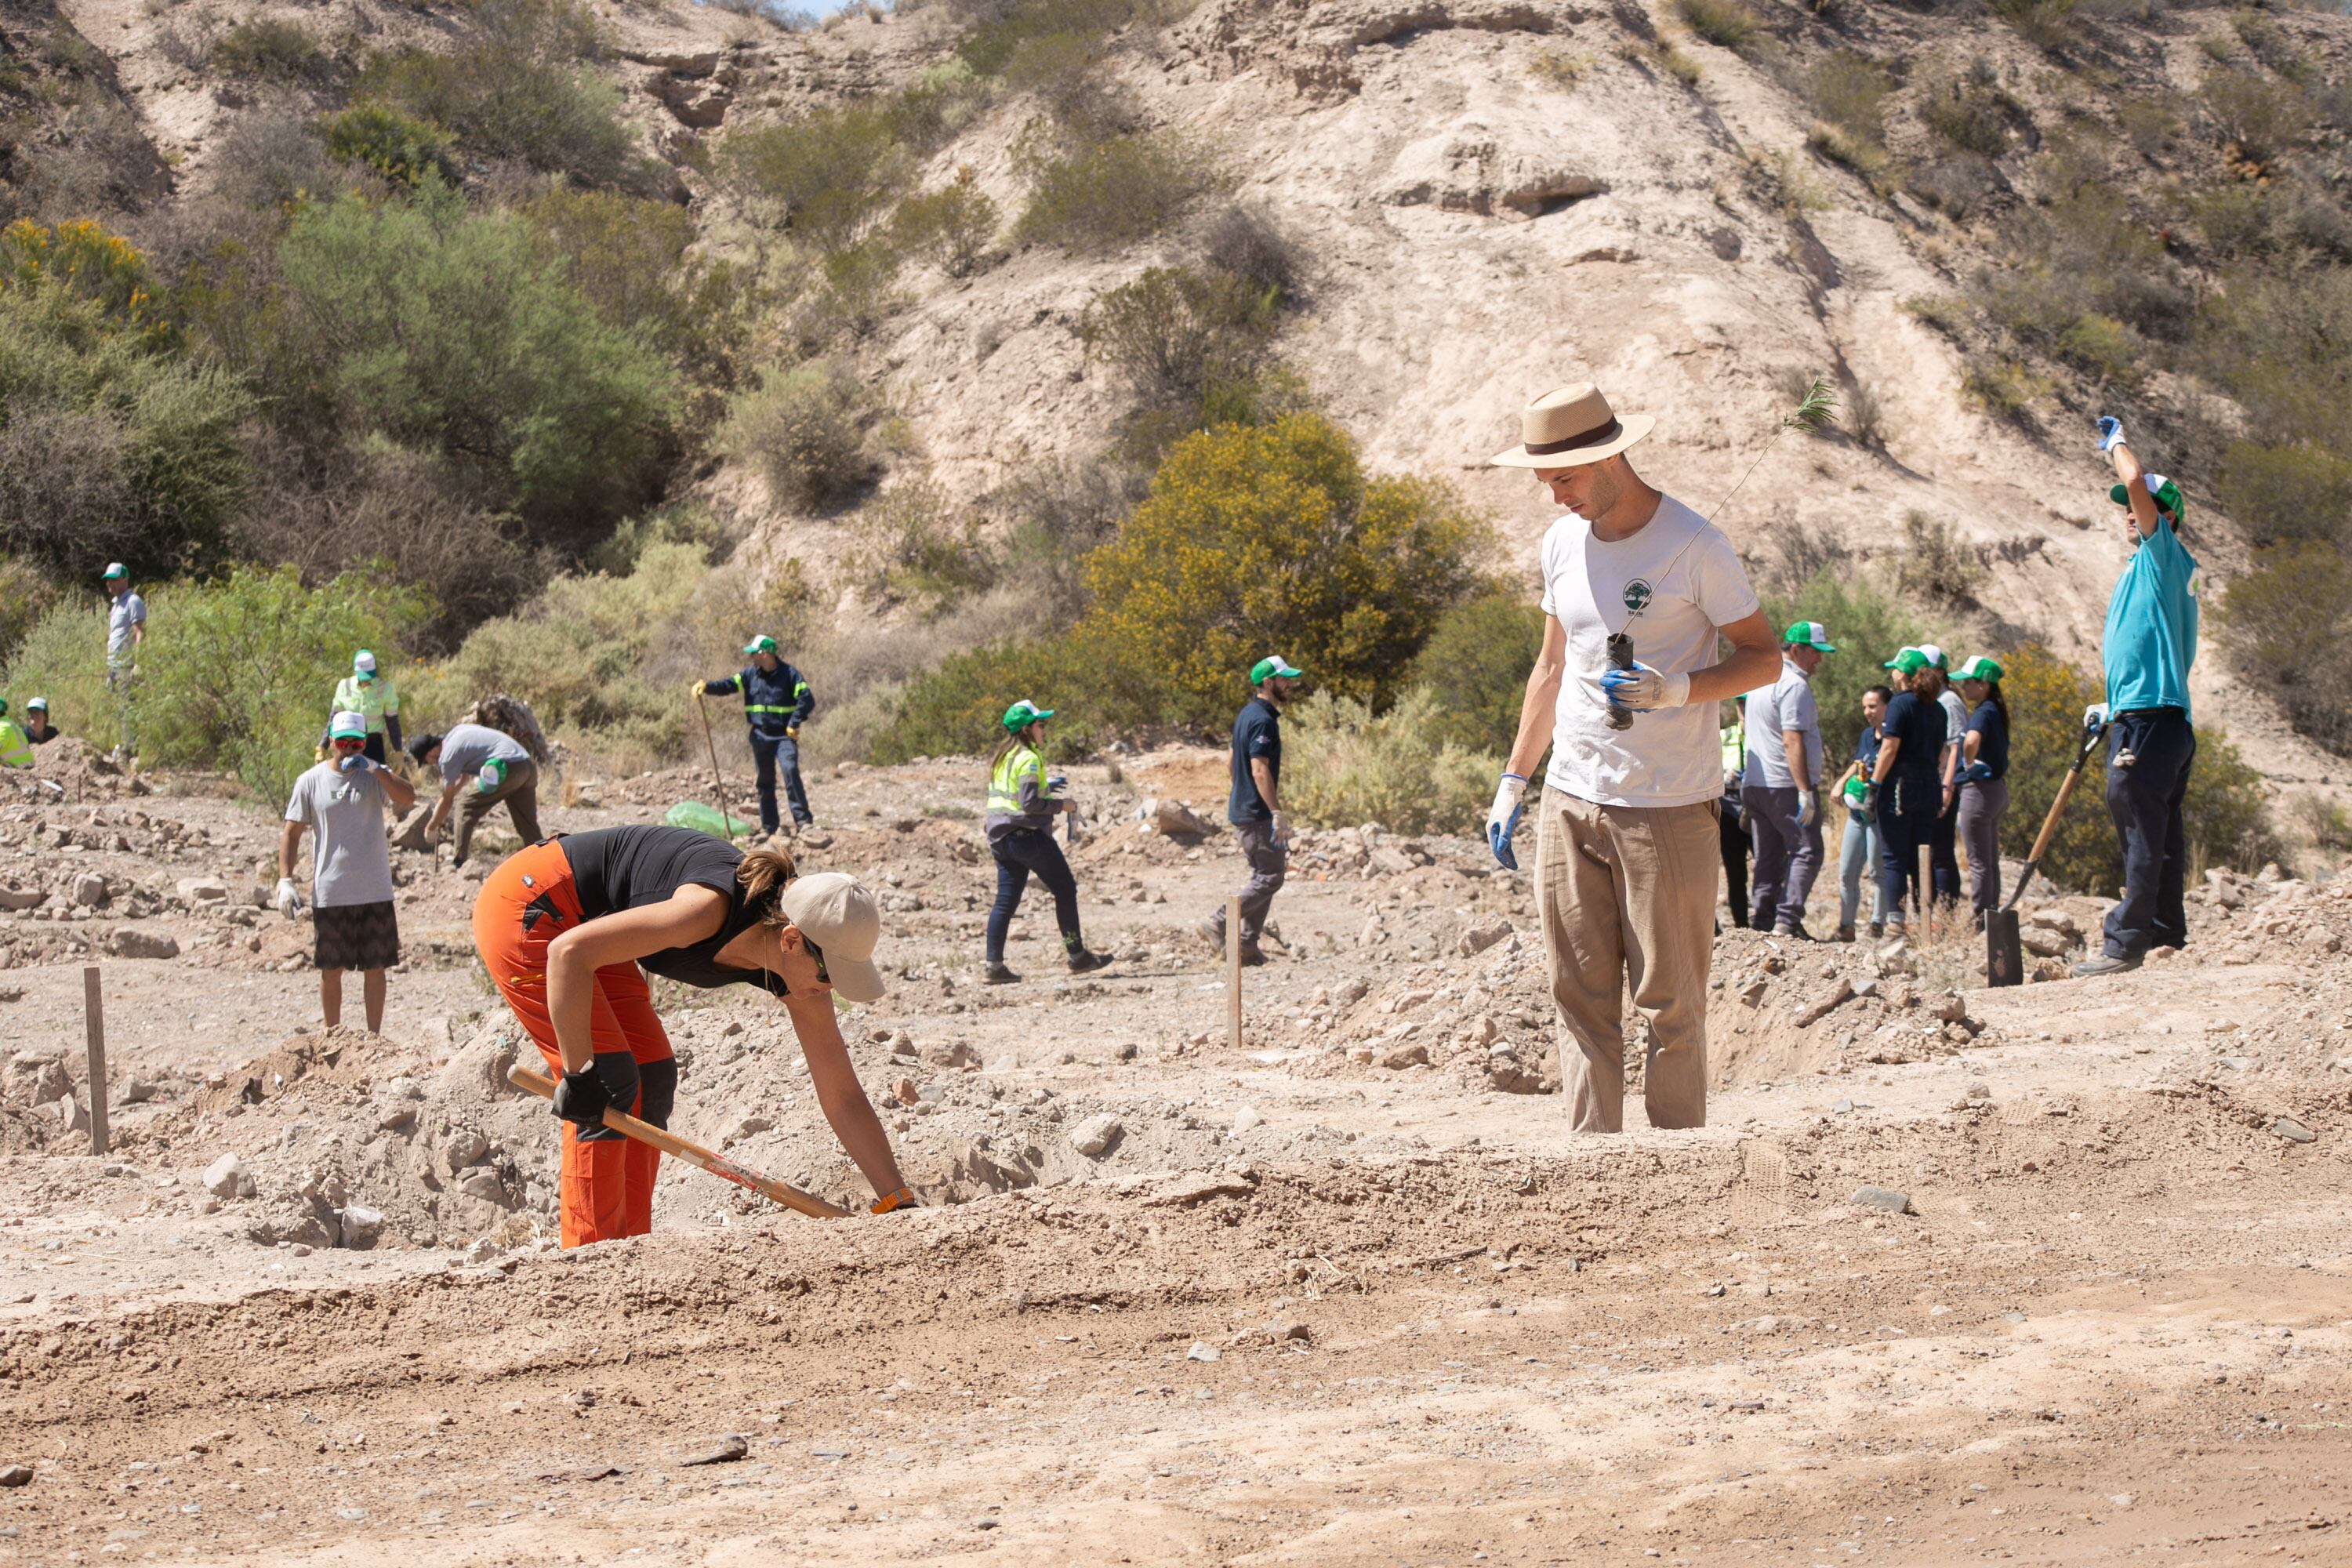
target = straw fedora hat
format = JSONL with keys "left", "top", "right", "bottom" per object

{"left": 1488, "top": 383, "right": 1656, "bottom": 468}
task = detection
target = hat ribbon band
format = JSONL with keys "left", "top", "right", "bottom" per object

{"left": 1523, "top": 417, "right": 1624, "bottom": 457}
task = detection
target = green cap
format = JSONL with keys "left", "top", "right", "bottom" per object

{"left": 24, "top": 697, "right": 45, "bottom": 712}
{"left": 1001, "top": 699, "right": 1054, "bottom": 732}
{"left": 742, "top": 634, "right": 778, "bottom": 655}
{"left": 2109, "top": 472, "right": 2184, "bottom": 522}
{"left": 1250, "top": 655, "right": 1305, "bottom": 686}
{"left": 328, "top": 710, "right": 368, "bottom": 741}
{"left": 1882, "top": 648, "right": 1929, "bottom": 674}
{"left": 1952, "top": 655, "right": 2004, "bottom": 683}
{"left": 1782, "top": 619, "right": 1836, "bottom": 653}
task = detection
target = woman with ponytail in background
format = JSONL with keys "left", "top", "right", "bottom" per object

{"left": 1952, "top": 656, "right": 2012, "bottom": 923}
{"left": 472, "top": 826, "right": 916, "bottom": 1246}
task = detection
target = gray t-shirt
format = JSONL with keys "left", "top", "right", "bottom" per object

{"left": 285, "top": 761, "right": 395, "bottom": 909}
{"left": 436, "top": 724, "right": 530, "bottom": 787}
{"left": 107, "top": 592, "right": 146, "bottom": 663}
{"left": 1744, "top": 659, "right": 1823, "bottom": 789}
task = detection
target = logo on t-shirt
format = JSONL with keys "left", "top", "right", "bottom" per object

{"left": 1621, "top": 579, "right": 1654, "bottom": 616}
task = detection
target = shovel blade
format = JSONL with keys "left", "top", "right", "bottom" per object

{"left": 1985, "top": 908, "right": 2024, "bottom": 988}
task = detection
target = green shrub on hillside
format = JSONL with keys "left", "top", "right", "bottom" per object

{"left": 321, "top": 104, "right": 456, "bottom": 188}
{"left": 1759, "top": 571, "right": 1930, "bottom": 750}
{"left": 0, "top": 592, "right": 108, "bottom": 747}
{"left": 720, "top": 103, "right": 908, "bottom": 251}
{"left": 1014, "top": 132, "right": 1208, "bottom": 252}
{"left": 1920, "top": 74, "right": 2012, "bottom": 159}
{"left": 718, "top": 360, "right": 873, "bottom": 512}
{"left": 1079, "top": 414, "right": 1486, "bottom": 728}
{"left": 1673, "top": 0, "right": 1760, "bottom": 50}
{"left": 955, "top": 0, "right": 1142, "bottom": 78}
{"left": 1989, "top": 0, "right": 2076, "bottom": 49}
{"left": 1078, "top": 265, "right": 1277, "bottom": 418}
{"left": 2216, "top": 441, "right": 2352, "bottom": 546}
{"left": 524, "top": 187, "right": 754, "bottom": 401}
{"left": 1403, "top": 592, "right": 1544, "bottom": 757}
{"left": 848, "top": 477, "right": 996, "bottom": 612}
{"left": 869, "top": 635, "right": 1105, "bottom": 764}
{"left": 2198, "top": 65, "right": 2312, "bottom": 165}
{"left": 893, "top": 173, "right": 999, "bottom": 278}
{"left": 276, "top": 185, "right": 680, "bottom": 532}
{"left": 1283, "top": 688, "right": 1497, "bottom": 835}
{"left": 2219, "top": 541, "right": 2352, "bottom": 756}
{"left": 211, "top": 17, "right": 334, "bottom": 85}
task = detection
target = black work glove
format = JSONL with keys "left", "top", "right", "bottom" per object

{"left": 552, "top": 1069, "right": 608, "bottom": 1127}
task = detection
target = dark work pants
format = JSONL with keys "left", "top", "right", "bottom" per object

{"left": 749, "top": 731, "right": 811, "bottom": 833}
{"left": 1930, "top": 789, "right": 1962, "bottom": 904}
{"left": 2102, "top": 707, "right": 2195, "bottom": 960}
{"left": 1719, "top": 803, "right": 1751, "bottom": 927}
{"left": 1875, "top": 772, "right": 1939, "bottom": 924}
{"left": 986, "top": 829, "right": 1081, "bottom": 964}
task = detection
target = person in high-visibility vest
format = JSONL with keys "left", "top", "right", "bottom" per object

{"left": 982, "top": 700, "right": 1110, "bottom": 985}
{"left": 0, "top": 698, "right": 31, "bottom": 770}
{"left": 695, "top": 634, "right": 815, "bottom": 839}
{"left": 328, "top": 649, "right": 402, "bottom": 765}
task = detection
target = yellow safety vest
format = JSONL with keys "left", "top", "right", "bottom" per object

{"left": 987, "top": 743, "right": 1043, "bottom": 815}
{"left": 332, "top": 674, "right": 400, "bottom": 732}
{"left": 0, "top": 720, "right": 30, "bottom": 769}
{"left": 1719, "top": 721, "right": 1744, "bottom": 777}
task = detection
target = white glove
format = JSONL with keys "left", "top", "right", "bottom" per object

{"left": 1599, "top": 662, "right": 1691, "bottom": 713}
{"left": 1269, "top": 810, "right": 1291, "bottom": 848}
{"left": 274, "top": 877, "right": 304, "bottom": 919}
{"left": 2082, "top": 702, "right": 2109, "bottom": 731}
{"left": 1797, "top": 789, "right": 1817, "bottom": 829}
{"left": 1486, "top": 774, "right": 1527, "bottom": 871}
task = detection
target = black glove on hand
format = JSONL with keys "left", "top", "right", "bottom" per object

{"left": 552, "top": 1068, "right": 609, "bottom": 1127}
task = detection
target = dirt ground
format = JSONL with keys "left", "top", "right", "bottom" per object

{"left": 4, "top": 743, "right": 2351, "bottom": 1566}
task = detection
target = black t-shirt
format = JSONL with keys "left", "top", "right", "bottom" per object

{"left": 1228, "top": 698, "right": 1280, "bottom": 825}
{"left": 1967, "top": 699, "right": 2009, "bottom": 781}
{"left": 1878, "top": 691, "right": 1944, "bottom": 779}
{"left": 557, "top": 826, "right": 782, "bottom": 994}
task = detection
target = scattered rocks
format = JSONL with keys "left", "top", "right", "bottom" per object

{"left": 1849, "top": 1185, "right": 1915, "bottom": 1215}
{"left": 203, "top": 1153, "right": 254, "bottom": 1200}
{"left": 1068, "top": 1113, "right": 1123, "bottom": 1157}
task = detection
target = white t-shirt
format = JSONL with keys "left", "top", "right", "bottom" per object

{"left": 285, "top": 762, "right": 395, "bottom": 908}
{"left": 1538, "top": 495, "right": 1761, "bottom": 808}
{"left": 1744, "top": 659, "right": 1822, "bottom": 789}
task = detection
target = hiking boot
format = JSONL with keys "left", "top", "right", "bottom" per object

{"left": 1773, "top": 918, "right": 1818, "bottom": 942}
{"left": 1835, "top": 924, "right": 1856, "bottom": 943}
{"left": 1066, "top": 949, "right": 1112, "bottom": 975}
{"left": 1196, "top": 916, "right": 1228, "bottom": 953}
{"left": 981, "top": 962, "right": 1022, "bottom": 985}
{"left": 1237, "top": 945, "right": 1268, "bottom": 967}
{"left": 2070, "top": 949, "right": 2141, "bottom": 978}
{"left": 1867, "top": 921, "right": 1883, "bottom": 940}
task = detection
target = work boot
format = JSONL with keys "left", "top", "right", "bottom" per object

{"left": 2070, "top": 949, "right": 2141, "bottom": 978}
{"left": 1773, "top": 918, "right": 1818, "bottom": 942}
{"left": 1066, "top": 948, "right": 1112, "bottom": 975}
{"left": 1196, "top": 916, "right": 1227, "bottom": 953}
{"left": 1867, "top": 921, "right": 1883, "bottom": 940}
{"left": 1835, "top": 924, "right": 1855, "bottom": 943}
{"left": 1237, "top": 944, "right": 1268, "bottom": 967}
{"left": 982, "top": 962, "right": 1021, "bottom": 985}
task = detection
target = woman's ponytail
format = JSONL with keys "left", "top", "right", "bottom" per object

{"left": 737, "top": 844, "right": 798, "bottom": 927}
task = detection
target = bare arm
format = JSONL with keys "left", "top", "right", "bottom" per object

{"left": 424, "top": 779, "right": 459, "bottom": 835}
{"left": 278, "top": 820, "right": 304, "bottom": 882}
{"left": 375, "top": 765, "right": 416, "bottom": 813}
{"left": 1963, "top": 729, "right": 1982, "bottom": 765}
{"left": 1780, "top": 729, "right": 1809, "bottom": 791}
{"left": 2108, "top": 440, "right": 2161, "bottom": 539}
{"left": 1250, "top": 757, "right": 1279, "bottom": 816}
{"left": 1688, "top": 611, "right": 1780, "bottom": 708}
{"left": 787, "top": 989, "right": 906, "bottom": 1199}
{"left": 1504, "top": 615, "right": 1570, "bottom": 780}
{"left": 543, "top": 888, "right": 730, "bottom": 1072}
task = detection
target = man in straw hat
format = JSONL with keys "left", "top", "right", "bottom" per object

{"left": 1483, "top": 384, "right": 1780, "bottom": 1131}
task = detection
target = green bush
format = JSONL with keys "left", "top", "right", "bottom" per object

{"left": 211, "top": 17, "right": 333, "bottom": 85}
{"left": 1759, "top": 570, "right": 1930, "bottom": 751}
{"left": 1919, "top": 73, "right": 2012, "bottom": 158}
{"left": 1402, "top": 591, "right": 1543, "bottom": 756}
{"left": 0, "top": 279, "right": 251, "bottom": 581}
{"left": 1989, "top": 0, "right": 2076, "bottom": 49}
{"left": 321, "top": 103, "right": 456, "bottom": 188}
{"left": 1077, "top": 413, "right": 1486, "bottom": 729}
{"left": 892, "top": 173, "right": 999, "bottom": 278}
{"left": 848, "top": 477, "right": 996, "bottom": 612}
{"left": 720, "top": 102, "right": 909, "bottom": 252}
{"left": 1283, "top": 688, "right": 1497, "bottom": 835}
{"left": 356, "top": 0, "right": 653, "bottom": 193}
{"left": 523, "top": 187, "right": 753, "bottom": 401}
{"left": 1961, "top": 357, "right": 2049, "bottom": 419}
{"left": 1013, "top": 132, "right": 1209, "bottom": 252}
{"left": 1809, "top": 50, "right": 1890, "bottom": 160}
{"left": 0, "top": 592, "right": 109, "bottom": 750}
{"left": 1893, "top": 512, "right": 1983, "bottom": 610}
{"left": 2216, "top": 441, "right": 2352, "bottom": 546}
{"left": 2219, "top": 541, "right": 2352, "bottom": 754}
{"left": 1673, "top": 0, "right": 1759, "bottom": 50}
{"left": 717, "top": 360, "right": 873, "bottom": 512}
{"left": 275, "top": 183, "right": 680, "bottom": 532}
{"left": 2198, "top": 65, "right": 2312, "bottom": 165}
{"left": 1078, "top": 264, "right": 1277, "bottom": 418}
{"left": 956, "top": 0, "right": 1141, "bottom": 78}
{"left": 870, "top": 634, "right": 1105, "bottom": 764}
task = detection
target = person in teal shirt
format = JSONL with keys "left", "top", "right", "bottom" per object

{"left": 2075, "top": 416, "right": 2198, "bottom": 977}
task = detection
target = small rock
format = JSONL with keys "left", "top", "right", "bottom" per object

{"left": 122, "top": 1078, "right": 160, "bottom": 1105}
{"left": 1850, "top": 1185, "right": 1914, "bottom": 1215}
{"left": 459, "top": 1171, "right": 506, "bottom": 1203}
{"left": 71, "top": 872, "right": 109, "bottom": 908}
{"left": 1457, "top": 920, "right": 1512, "bottom": 957}
{"left": 2020, "top": 927, "right": 2071, "bottom": 959}
{"left": 175, "top": 877, "right": 230, "bottom": 904}
{"left": 1794, "top": 978, "right": 1854, "bottom": 1026}
{"left": 1965, "top": 1083, "right": 1991, "bottom": 1102}
{"left": 1933, "top": 992, "right": 1969, "bottom": 1024}
{"left": 338, "top": 1205, "right": 386, "bottom": 1249}
{"left": 202, "top": 1153, "right": 250, "bottom": 1200}
{"left": 0, "top": 1464, "right": 30, "bottom": 1487}
{"left": 974, "top": 1517, "right": 1000, "bottom": 1530}
{"left": 1185, "top": 1341, "right": 1221, "bottom": 1363}
{"left": 726, "top": 1115, "right": 775, "bottom": 1145}
{"left": 891, "top": 1077, "right": 920, "bottom": 1107}
{"left": 1378, "top": 1041, "right": 1430, "bottom": 1071}
{"left": 1231, "top": 1105, "right": 1263, "bottom": 1136}
{"left": 677, "top": 1435, "right": 749, "bottom": 1467}
{"left": 2274, "top": 1117, "right": 2316, "bottom": 1145}
{"left": 1068, "top": 1113, "right": 1122, "bottom": 1157}
{"left": 111, "top": 927, "right": 180, "bottom": 960}
{"left": 1832, "top": 1098, "right": 1853, "bottom": 1114}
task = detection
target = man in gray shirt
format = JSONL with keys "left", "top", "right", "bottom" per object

{"left": 1740, "top": 621, "right": 1834, "bottom": 938}
{"left": 280, "top": 712, "right": 418, "bottom": 1032}
{"left": 102, "top": 562, "right": 144, "bottom": 763}
{"left": 409, "top": 723, "right": 541, "bottom": 868}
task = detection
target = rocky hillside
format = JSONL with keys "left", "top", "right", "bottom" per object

{"left": 9, "top": 0, "right": 2351, "bottom": 799}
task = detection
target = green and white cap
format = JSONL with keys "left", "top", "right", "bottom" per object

{"left": 1882, "top": 648, "right": 1929, "bottom": 674}
{"left": 1952, "top": 655, "right": 2004, "bottom": 683}
{"left": 24, "top": 697, "right": 45, "bottom": 713}
{"left": 328, "top": 710, "right": 368, "bottom": 741}
{"left": 742, "top": 633, "right": 779, "bottom": 655}
{"left": 1782, "top": 619, "right": 1836, "bottom": 652}
{"left": 1250, "top": 655, "right": 1305, "bottom": 685}
{"left": 1915, "top": 643, "right": 1951, "bottom": 671}
{"left": 102, "top": 562, "right": 127, "bottom": 581}
{"left": 2109, "top": 472, "right": 2184, "bottom": 521}
{"left": 1001, "top": 699, "right": 1054, "bottom": 732}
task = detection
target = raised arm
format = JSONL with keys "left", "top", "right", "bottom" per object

{"left": 2100, "top": 417, "right": 2161, "bottom": 540}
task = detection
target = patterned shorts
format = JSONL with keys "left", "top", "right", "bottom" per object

{"left": 314, "top": 900, "right": 401, "bottom": 972}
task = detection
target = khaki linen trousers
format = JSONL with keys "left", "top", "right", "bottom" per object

{"left": 1534, "top": 785, "right": 1719, "bottom": 1131}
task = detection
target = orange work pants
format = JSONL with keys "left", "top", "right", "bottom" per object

{"left": 472, "top": 840, "right": 675, "bottom": 1248}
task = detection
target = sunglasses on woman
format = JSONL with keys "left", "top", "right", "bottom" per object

{"left": 802, "top": 936, "right": 830, "bottom": 987}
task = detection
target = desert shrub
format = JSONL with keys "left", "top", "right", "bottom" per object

{"left": 848, "top": 477, "right": 996, "bottom": 612}
{"left": 955, "top": 0, "right": 1140, "bottom": 78}
{"left": 718, "top": 359, "right": 873, "bottom": 511}
{"left": 719, "top": 101, "right": 908, "bottom": 250}
{"left": 275, "top": 184, "right": 679, "bottom": 533}
{"left": 1283, "top": 688, "right": 1498, "bottom": 835}
{"left": 2198, "top": 65, "right": 2311, "bottom": 165}
{"left": 523, "top": 187, "right": 753, "bottom": 398}
{"left": 1989, "top": 0, "right": 2076, "bottom": 49}
{"left": 0, "top": 280, "right": 250, "bottom": 580}
{"left": 1893, "top": 512, "right": 1983, "bottom": 610}
{"left": 1200, "top": 203, "right": 1305, "bottom": 306}
{"left": 2288, "top": 790, "right": 2352, "bottom": 859}
{"left": 0, "top": 594, "right": 116, "bottom": 752}
{"left": 2185, "top": 729, "right": 2282, "bottom": 877}
{"left": 2216, "top": 441, "right": 2352, "bottom": 547}
{"left": 1402, "top": 591, "right": 1543, "bottom": 755}
{"left": 883, "top": 60, "right": 989, "bottom": 154}
{"left": 1079, "top": 264, "right": 1278, "bottom": 418}
{"left": 1903, "top": 154, "right": 2000, "bottom": 218}
{"left": 1961, "top": 358, "right": 2049, "bottom": 419}
{"left": 869, "top": 633, "right": 1106, "bottom": 763}
{"left": 356, "top": 0, "right": 653, "bottom": 193}
{"left": 1076, "top": 414, "right": 1486, "bottom": 728}
{"left": 1810, "top": 50, "right": 1891, "bottom": 143}
{"left": 2116, "top": 93, "right": 2180, "bottom": 158}
{"left": 1530, "top": 49, "right": 1589, "bottom": 89}
{"left": 2219, "top": 541, "right": 2352, "bottom": 754}
{"left": 1920, "top": 72, "right": 2013, "bottom": 158}
{"left": 1013, "top": 132, "right": 1208, "bottom": 252}
{"left": 0, "top": 556, "right": 59, "bottom": 667}
{"left": 211, "top": 17, "right": 333, "bottom": 85}
{"left": 2195, "top": 267, "right": 2351, "bottom": 480}
{"left": 2, "top": 217, "right": 162, "bottom": 329}
{"left": 135, "top": 566, "right": 425, "bottom": 801}
{"left": 321, "top": 103, "right": 456, "bottom": 189}
{"left": 993, "top": 458, "right": 1140, "bottom": 619}
{"left": 892, "top": 172, "right": 999, "bottom": 277}
{"left": 1845, "top": 380, "right": 1886, "bottom": 449}
{"left": 1673, "top": 0, "right": 1760, "bottom": 50}
{"left": 208, "top": 109, "right": 349, "bottom": 212}
{"left": 2053, "top": 310, "right": 2140, "bottom": 385}
{"left": 1759, "top": 570, "right": 1930, "bottom": 750}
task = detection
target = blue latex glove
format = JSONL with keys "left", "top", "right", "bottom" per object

{"left": 2096, "top": 416, "right": 2125, "bottom": 452}
{"left": 1599, "top": 662, "right": 1690, "bottom": 713}
{"left": 337, "top": 753, "right": 373, "bottom": 775}
{"left": 1486, "top": 775, "right": 1527, "bottom": 870}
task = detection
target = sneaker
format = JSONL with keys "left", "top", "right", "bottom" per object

{"left": 1066, "top": 949, "right": 1112, "bottom": 975}
{"left": 982, "top": 962, "right": 1022, "bottom": 985}
{"left": 2070, "top": 949, "right": 2141, "bottom": 978}
{"left": 1835, "top": 924, "right": 1855, "bottom": 943}
{"left": 1773, "top": 919, "right": 1817, "bottom": 942}
{"left": 1195, "top": 916, "right": 1228, "bottom": 953}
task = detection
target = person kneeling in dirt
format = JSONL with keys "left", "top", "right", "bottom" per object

{"left": 410, "top": 724, "right": 541, "bottom": 869}
{"left": 278, "top": 711, "right": 419, "bottom": 1033}
{"left": 472, "top": 825, "right": 916, "bottom": 1245}
{"left": 982, "top": 700, "right": 1111, "bottom": 984}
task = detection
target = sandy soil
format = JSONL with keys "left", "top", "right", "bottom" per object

{"left": 3, "top": 747, "right": 2351, "bottom": 1566}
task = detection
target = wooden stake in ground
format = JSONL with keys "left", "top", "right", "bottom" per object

{"left": 694, "top": 692, "right": 735, "bottom": 844}
{"left": 1227, "top": 895, "right": 1243, "bottom": 1051}
{"left": 507, "top": 1063, "right": 847, "bottom": 1218}
{"left": 82, "top": 965, "right": 108, "bottom": 1157}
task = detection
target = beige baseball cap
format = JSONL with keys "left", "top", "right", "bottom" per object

{"left": 778, "top": 871, "right": 885, "bottom": 1003}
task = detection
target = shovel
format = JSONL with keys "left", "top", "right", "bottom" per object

{"left": 1987, "top": 720, "right": 2108, "bottom": 986}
